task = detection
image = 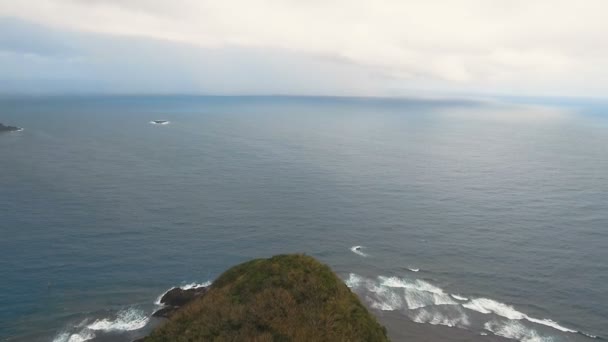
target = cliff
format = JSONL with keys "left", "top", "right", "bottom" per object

{"left": 143, "top": 254, "right": 389, "bottom": 341}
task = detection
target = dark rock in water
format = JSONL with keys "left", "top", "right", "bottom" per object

{"left": 151, "top": 306, "right": 176, "bottom": 319}
{"left": 0, "top": 123, "right": 21, "bottom": 132}
{"left": 152, "top": 286, "right": 208, "bottom": 318}
{"left": 160, "top": 286, "right": 208, "bottom": 306}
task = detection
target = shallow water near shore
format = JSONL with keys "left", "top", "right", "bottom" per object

{"left": 1, "top": 96, "right": 607, "bottom": 341}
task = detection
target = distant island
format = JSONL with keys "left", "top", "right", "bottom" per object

{"left": 0, "top": 123, "right": 22, "bottom": 132}
{"left": 141, "top": 254, "right": 389, "bottom": 341}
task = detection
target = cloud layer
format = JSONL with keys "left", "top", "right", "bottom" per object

{"left": 1, "top": 0, "right": 607, "bottom": 96}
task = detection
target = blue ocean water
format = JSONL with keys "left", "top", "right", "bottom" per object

{"left": 1, "top": 96, "right": 607, "bottom": 342}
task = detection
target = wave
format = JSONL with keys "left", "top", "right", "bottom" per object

{"left": 150, "top": 120, "right": 170, "bottom": 125}
{"left": 52, "top": 308, "right": 147, "bottom": 342}
{"left": 52, "top": 330, "right": 95, "bottom": 342}
{"left": 451, "top": 294, "right": 469, "bottom": 301}
{"left": 463, "top": 298, "right": 526, "bottom": 319}
{"left": 411, "top": 306, "right": 470, "bottom": 328}
{"left": 55, "top": 280, "right": 214, "bottom": 342}
{"left": 345, "top": 273, "right": 365, "bottom": 289}
{"left": 463, "top": 298, "right": 577, "bottom": 333}
{"left": 181, "top": 281, "right": 212, "bottom": 290}
{"left": 347, "top": 274, "right": 458, "bottom": 311}
{"left": 580, "top": 332, "right": 600, "bottom": 339}
{"left": 155, "top": 280, "right": 212, "bottom": 305}
{"left": 378, "top": 276, "right": 457, "bottom": 309}
{"left": 350, "top": 246, "right": 368, "bottom": 257}
{"left": 484, "top": 320, "right": 554, "bottom": 342}
{"left": 407, "top": 268, "right": 420, "bottom": 272}
{"left": 344, "top": 273, "right": 594, "bottom": 341}
{"left": 87, "top": 308, "right": 149, "bottom": 332}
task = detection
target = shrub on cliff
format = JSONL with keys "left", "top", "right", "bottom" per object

{"left": 144, "top": 254, "right": 389, "bottom": 342}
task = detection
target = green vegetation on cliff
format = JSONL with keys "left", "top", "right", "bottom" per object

{"left": 144, "top": 254, "right": 389, "bottom": 341}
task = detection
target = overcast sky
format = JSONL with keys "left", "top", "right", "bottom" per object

{"left": 1, "top": 0, "right": 607, "bottom": 97}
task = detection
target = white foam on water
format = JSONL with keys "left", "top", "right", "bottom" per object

{"left": 345, "top": 273, "right": 591, "bottom": 339}
{"left": 463, "top": 298, "right": 526, "bottom": 319}
{"left": 358, "top": 276, "right": 458, "bottom": 310}
{"left": 345, "top": 273, "right": 364, "bottom": 289}
{"left": 451, "top": 294, "right": 469, "bottom": 301}
{"left": 433, "top": 293, "right": 459, "bottom": 306}
{"left": 87, "top": 308, "right": 149, "bottom": 332}
{"left": 150, "top": 120, "right": 170, "bottom": 125}
{"left": 155, "top": 280, "right": 212, "bottom": 305}
{"left": 366, "top": 283, "right": 404, "bottom": 311}
{"left": 411, "top": 307, "right": 470, "bottom": 328}
{"left": 408, "top": 290, "right": 453, "bottom": 309}
{"left": 484, "top": 320, "right": 555, "bottom": 342}
{"left": 464, "top": 298, "right": 577, "bottom": 333}
{"left": 154, "top": 291, "right": 168, "bottom": 305}
{"left": 580, "top": 332, "right": 599, "bottom": 339}
{"left": 350, "top": 246, "right": 368, "bottom": 257}
{"left": 378, "top": 277, "right": 444, "bottom": 295}
{"left": 52, "top": 331, "right": 95, "bottom": 342}
{"left": 180, "top": 280, "right": 212, "bottom": 290}
{"left": 377, "top": 276, "right": 407, "bottom": 288}
{"left": 404, "top": 279, "right": 446, "bottom": 296}
{"left": 404, "top": 290, "right": 431, "bottom": 309}
{"left": 408, "top": 268, "right": 420, "bottom": 272}
{"left": 524, "top": 317, "right": 577, "bottom": 333}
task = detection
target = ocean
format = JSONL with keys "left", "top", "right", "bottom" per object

{"left": 1, "top": 95, "right": 606, "bottom": 342}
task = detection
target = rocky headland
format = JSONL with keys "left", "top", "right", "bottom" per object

{"left": 141, "top": 254, "right": 389, "bottom": 341}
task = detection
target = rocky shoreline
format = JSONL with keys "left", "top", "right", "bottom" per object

{"left": 152, "top": 286, "right": 209, "bottom": 318}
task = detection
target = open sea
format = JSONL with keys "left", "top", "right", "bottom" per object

{"left": 1, "top": 95, "right": 607, "bottom": 342}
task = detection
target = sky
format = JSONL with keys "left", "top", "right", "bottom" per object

{"left": 1, "top": 0, "right": 607, "bottom": 97}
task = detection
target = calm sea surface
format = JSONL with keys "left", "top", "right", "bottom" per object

{"left": 1, "top": 96, "right": 607, "bottom": 342}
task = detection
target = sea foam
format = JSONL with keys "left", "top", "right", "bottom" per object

{"left": 52, "top": 331, "right": 95, "bottom": 342}
{"left": 411, "top": 307, "right": 470, "bottom": 328}
{"left": 484, "top": 320, "right": 554, "bottom": 342}
{"left": 463, "top": 298, "right": 577, "bottom": 333}
{"left": 87, "top": 308, "right": 149, "bottom": 332}
{"left": 155, "top": 280, "right": 212, "bottom": 305}
{"left": 344, "top": 273, "right": 588, "bottom": 341}
{"left": 350, "top": 245, "right": 368, "bottom": 257}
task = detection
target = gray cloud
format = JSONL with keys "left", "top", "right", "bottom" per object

{"left": 0, "top": 0, "right": 607, "bottom": 96}
{"left": 0, "top": 18, "right": 391, "bottom": 95}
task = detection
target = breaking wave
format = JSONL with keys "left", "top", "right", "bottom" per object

{"left": 407, "top": 268, "right": 420, "bottom": 272}
{"left": 464, "top": 298, "right": 577, "bottom": 333}
{"left": 54, "top": 280, "right": 213, "bottom": 342}
{"left": 52, "top": 330, "right": 95, "bottom": 342}
{"left": 155, "top": 280, "right": 212, "bottom": 305}
{"left": 484, "top": 320, "right": 554, "bottom": 342}
{"left": 180, "top": 281, "right": 212, "bottom": 290}
{"left": 52, "top": 307, "right": 148, "bottom": 342}
{"left": 350, "top": 245, "right": 368, "bottom": 257}
{"left": 344, "top": 273, "right": 593, "bottom": 341}
{"left": 87, "top": 308, "right": 149, "bottom": 332}
{"left": 412, "top": 306, "right": 470, "bottom": 327}
{"left": 451, "top": 294, "right": 469, "bottom": 301}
